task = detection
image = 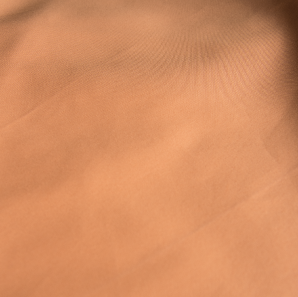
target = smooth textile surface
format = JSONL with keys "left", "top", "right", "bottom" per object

{"left": 1, "top": 0, "right": 298, "bottom": 296}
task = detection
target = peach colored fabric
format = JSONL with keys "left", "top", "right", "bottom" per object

{"left": 1, "top": 1, "right": 298, "bottom": 296}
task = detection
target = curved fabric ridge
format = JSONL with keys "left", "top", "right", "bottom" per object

{"left": 1, "top": 1, "right": 298, "bottom": 296}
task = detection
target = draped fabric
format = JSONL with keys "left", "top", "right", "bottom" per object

{"left": 1, "top": 1, "right": 298, "bottom": 296}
